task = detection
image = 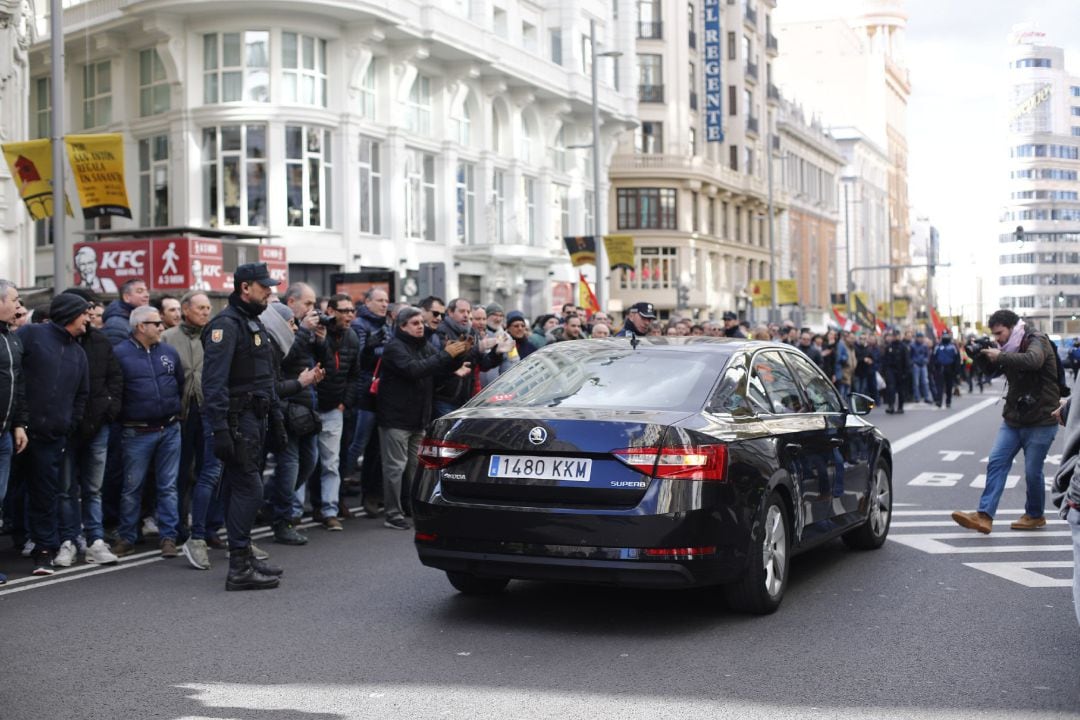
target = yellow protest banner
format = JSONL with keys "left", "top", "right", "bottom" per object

{"left": 750, "top": 279, "right": 799, "bottom": 307}
{"left": 2, "top": 139, "right": 58, "bottom": 220}
{"left": 603, "top": 234, "right": 635, "bottom": 271}
{"left": 64, "top": 133, "right": 132, "bottom": 219}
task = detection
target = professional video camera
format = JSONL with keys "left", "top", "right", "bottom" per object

{"left": 970, "top": 335, "right": 996, "bottom": 377}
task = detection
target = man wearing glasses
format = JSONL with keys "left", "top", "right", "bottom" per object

{"left": 313, "top": 294, "right": 363, "bottom": 531}
{"left": 110, "top": 305, "right": 184, "bottom": 560}
{"left": 419, "top": 295, "right": 447, "bottom": 335}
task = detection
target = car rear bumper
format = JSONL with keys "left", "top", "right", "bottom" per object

{"left": 416, "top": 545, "right": 742, "bottom": 588}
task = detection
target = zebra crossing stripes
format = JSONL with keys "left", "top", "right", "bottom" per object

{"left": 887, "top": 509, "right": 1074, "bottom": 588}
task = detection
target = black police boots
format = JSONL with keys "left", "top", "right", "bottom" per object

{"left": 225, "top": 547, "right": 280, "bottom": 591}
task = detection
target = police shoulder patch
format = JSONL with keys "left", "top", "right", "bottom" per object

{"left": 211, "top": 328, "right": 224, "bottom": 343}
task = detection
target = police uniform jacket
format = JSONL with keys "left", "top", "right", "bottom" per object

{"left": 201, "top": 293, "right": 278, "bottom": 433}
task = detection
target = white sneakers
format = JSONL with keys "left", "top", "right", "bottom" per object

{"left": 142, "top": 516, "right": 160, "bottom": 537}
{"left": 53, "top": 540, "right": 78, "bottom": 568}
{"left": 84, "top": 539, "right": 119, "bottom": 565}
{"left": 181, "top": 539, "right": 211, "bottom": 570}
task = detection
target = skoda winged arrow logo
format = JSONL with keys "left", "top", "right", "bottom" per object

{"left": 528, "top": 427, "right": 548, "bottom": 445}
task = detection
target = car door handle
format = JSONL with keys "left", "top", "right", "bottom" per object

{"left": 830, "top": 438, "right": 844, "bottom": 448}
{"left": 785, "top": 443, "right": 803, "bottom": 455}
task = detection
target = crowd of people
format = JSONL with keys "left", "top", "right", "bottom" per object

{"left": 0, "top": 268, "right": 1032, "bottom": 591}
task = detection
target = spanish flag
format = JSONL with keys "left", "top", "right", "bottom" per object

{"left": 578, "top": 271, "right": 600, "bottom": 318}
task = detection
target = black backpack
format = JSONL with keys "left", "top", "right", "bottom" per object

{"left": 1026, "top": 331, "right": 1071, "bottom": 398}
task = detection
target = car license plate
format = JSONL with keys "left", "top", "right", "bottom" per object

{"left": 488, "top": 455, "right": 592, "bottom": 482}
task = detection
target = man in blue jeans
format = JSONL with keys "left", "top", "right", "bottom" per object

{"left": 953, "top": 309, "right": 1061, "bottom": 534}
{"left": 111, "top": 305, "right": 185, "bottom": 558}
{"left": 910, "top": 332, "right": 932, "bottom": 403}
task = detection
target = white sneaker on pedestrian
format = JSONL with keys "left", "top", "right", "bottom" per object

{"left": 20, "top": 540, "right": 35, "bottom": 558}
{"left": 54, "top": 540, "right": 77, "bottom": 568}
{"left": 84, "top": 539, "right": 119, "bottom": 565}
{"left": 75, "top": 535, "right": 88, "bottom": 555}
{"left": 142, "top": 516, "right": 160, "bottom": 538}
{"left": 180, "top": 539, "right": 210, "bottom": 570}
{"left": 250, "top": 542, "right": 270, "bottom": 561}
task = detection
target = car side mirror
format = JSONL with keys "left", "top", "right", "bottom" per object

{"left": 848, "top": 393, "right": 875, "bottom": 416}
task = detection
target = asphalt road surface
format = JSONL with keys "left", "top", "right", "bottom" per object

{"left": 2, "top": 379, "right": 1078, "bottom": 720}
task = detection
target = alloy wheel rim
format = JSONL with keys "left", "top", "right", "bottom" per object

{"left": 762, "top": 504, "right": 787, "bottom": 597}
{"left": 869, "top": 468, "right": 891, "bottom": 536}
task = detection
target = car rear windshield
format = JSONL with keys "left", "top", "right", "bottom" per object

{"left": 469, "top": 346, "right": 725, "bottom": 411}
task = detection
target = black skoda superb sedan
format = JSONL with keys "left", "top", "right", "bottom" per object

{"left": 412, "top": 337, "right": 892, "bottom": 614}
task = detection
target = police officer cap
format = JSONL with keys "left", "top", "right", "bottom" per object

{"left": 629, "top": 302, "right": 657, "bottom": 319}
{"left": 234, "top": 262, "right": 280, "bottom": 287}
{"left": 722, "top": 311, "right": 738, "bottom": 321}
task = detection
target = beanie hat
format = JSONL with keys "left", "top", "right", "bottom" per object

{"left": 50, "top": 293, "right": 90, "bottom": 327}
{"left": 506, "top": 310, "right": 526, "bottom": 325}
{"left": 62, "top": 286, "right": 100, "bottom": 305}
{"left": 269, "top": 302, "right": 294, "bottom": 323}
{"left": 484, "top": 302, "right": 505, "bottom": 316}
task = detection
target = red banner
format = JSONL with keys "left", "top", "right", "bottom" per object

{"left": 73, "top": 240, "right": 149, "bottom": 293}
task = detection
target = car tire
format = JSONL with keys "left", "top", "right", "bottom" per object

{"left": 724, "top": 491, "right": 790, "bottom": 615}
{"left": 842, "top": 462, "right": 892, "bottom": 550}
{"left": 446, "top": 571, "right": 510, "bottom": 595}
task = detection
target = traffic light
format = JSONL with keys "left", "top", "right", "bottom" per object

{"left": 1015, "top": 225, "right": 1024, "bottom": 244}
{"left": 677, "top": 284, "right": 691, "bottom": 309}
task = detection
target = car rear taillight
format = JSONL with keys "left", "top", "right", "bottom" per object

{"left": 414, "top": 532, "right": 438, "bottom": 543}
{"left": 613, "top": 444, "right": 727, "bottom": 482}
{"left": 418, "top": 438, "right": 470, "bottom": 469}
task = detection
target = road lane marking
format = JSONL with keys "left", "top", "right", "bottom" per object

{"left": 890, "top": 396, "right": 1000, "bottom": 454}
{"left": 0, "top": 557, "right": 162, "bottom": 595}
{"left": 894, "top": 509, "right": 1051, "bottom": 516}
{"left": 892, "top": 520, "right": 1067, "bottom": 528}
{"left": 888, "top": 531, "right": 1071, "bottom": 554}
{"left": 963, "top": 561, "right": 1073, "bottom": 588}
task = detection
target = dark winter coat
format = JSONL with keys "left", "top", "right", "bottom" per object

{"left": 431, "top": 317, "right": 502, "bottom": 409}
{"left": 882, "top": 339, "right": 912, "bottom": 380}
{"left": 17, "top": 322, "right": 89, "bottom": 440}
{"left": 113, "top": 338, "right": 183, "bottom": 423}
{"left": 76, "top": 326, "right": 123, "bottom": 439}
{"left": 377, "top": 326, "right": 455, "bottom": 431}
{"left": 316, "top": 324, "right": 362, "bottom": 412}
{"left": 350, "top": 305, "right": 390, "bottom": 411}
{"left": 0, "top": 324, "right": 28, "bottom": 434}
{"left": 102, "top": 299, "right": 137, "bottom": 345}
{"left": 280, "top": 325, "right": 328, "bottom": 410}
{"left": 998, "top": 330, "right": 1060, "bottom": 428}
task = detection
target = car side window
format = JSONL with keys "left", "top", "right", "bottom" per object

{"left": 707, "top": 362, "right": 750, "bottom": 415}
{"left": 785, "top": 351, "right": 845, "bottom": 413}
{"left": 748, "top": 351, "right": 805, "bottom": 415}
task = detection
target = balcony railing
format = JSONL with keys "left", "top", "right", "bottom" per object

{"left": 638, "top": 21, "right": 663, "bottom": 40}
{"left": 639, "top": 84, "right": 665, "bottom": 103}
{"left": 690, "top": 92, "right": 698, "bottom": 111}
{"left": 767, "top": 83, "right": 780, "bottom": 102}
{"left": 747, "top": 116, "right": 759, "bottom": 135}
{"left": 745, "top": 62, "right": 759, "bottom": 81}
{"left": 745, "top": 5, "right": 758, "bottom": 27}
{"left": 766, "top": 33, "right": 779, "bottom": 54}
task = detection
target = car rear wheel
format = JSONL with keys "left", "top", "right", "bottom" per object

{"left": 842, "top": 462, "right": 892, "bottom": 550}
{"left": 724, "top": 491, "right": 790, "bottom": 615}
{"left": 446, "top": 571, "right": 510, "bottom": 595}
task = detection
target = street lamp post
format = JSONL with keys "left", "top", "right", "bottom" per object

{"left": 767, "top": 128, "right": 778, "bottom": 324}
{"left": 50, "top": 0, "right": 66, "bottom": 291}
{"left": 841, "top": 176, "right": 855, "bottom": 316}
{"left": 587, "top": 19, "right": 621, "bottom": 311}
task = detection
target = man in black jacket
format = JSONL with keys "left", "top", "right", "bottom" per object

{"left": 54, "top": 288, "right": 122, "bottom": 567}
{"left": 0, "top": 279, "right": 28, "bottom": 584}
{"left": 19, "top": 293, "right": 91, "bottom": 576}
{"left": 378, "top": 307, "right": 469, "bottom": 530}
{"left": 314, "top": 293, "right": 363, "bottom": 530}
{"left": 431, "top": 298, "right": 502, "bottom": 417}
{"left": 101, "top": 278, "right": 150, "bottom": 345}
{"left": 882, "top": 330, "right": 912, "bottom": 415}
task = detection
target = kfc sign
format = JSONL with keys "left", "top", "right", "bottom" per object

{"left": 74, "top": 237, "right": 227, "bottom": 293}
{"left": 259, "top": 245, "right": 289, "bottom": 288}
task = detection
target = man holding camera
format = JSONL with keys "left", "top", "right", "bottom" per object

{"left": 952, "top": 309, "right": 1060, "bottom": 534}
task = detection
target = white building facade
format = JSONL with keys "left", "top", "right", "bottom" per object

{"left": 999, "top": 29, "right": 1080, "bottom": 334}
{"left": 9, "top": 0, "right": 637, "bottom": 315}
{"left": 774, "top": 0, "right": 912, "bottom": 315}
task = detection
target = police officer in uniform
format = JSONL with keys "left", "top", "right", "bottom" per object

{"left": 202, "top": 263, "right": 288, "bottom": 591}
{"left": 615, "top": 302, "right": 656, "bottom": 337}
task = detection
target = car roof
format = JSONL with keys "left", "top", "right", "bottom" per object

{"left": 534, "top": 336, "right": 785, "bottom": 357}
